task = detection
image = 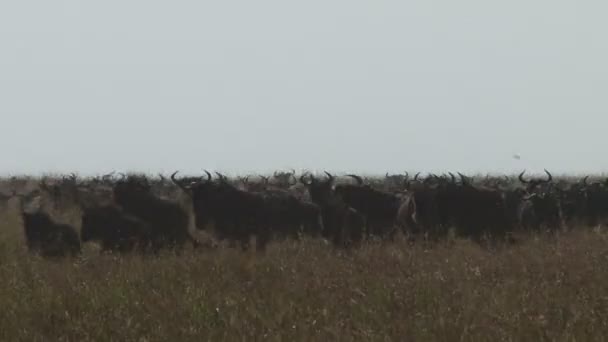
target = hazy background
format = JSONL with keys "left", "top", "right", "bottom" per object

{"left": 1, "top": 1, "right": 606, "bottom": 176}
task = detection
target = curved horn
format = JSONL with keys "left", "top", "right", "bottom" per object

{"left": 448, "top": 172, "right": 456, "bottom": 184}
{"left": 171, "top": 171, "right": 192, "bottom": 192}
{"left": 347, "top": 174, "right": 363, "bottom": 186}
{"left": 215, "top": 172, "right": 227, "bottom": 182}
{"left": 457, "top": 172, "right": 468, "bottom": 185}
{"left": 414, "top": 172, "right": 421, "bottom": 181}
{"left": 543, "top": 169, "right": 553, "bottom": 183}
{"left": 385, "top": 172, "right": 390, "bottom": 178}
{"left": 582, "top": 176, "right": 589, "bottom": 186}
{"left": 203, "top": 170, "right": 212, "bottom": 182}
{"left": 518, "top": 170, "right": 529, "bottom": 184}
{"left": 324, "top": 171, "right": 335, "bottom": 183}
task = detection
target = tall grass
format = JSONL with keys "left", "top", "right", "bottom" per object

{"left": 2, "top": 203, "right": 608, "bottom": 341}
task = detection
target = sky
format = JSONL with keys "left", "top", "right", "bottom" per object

{"left": 0, "top": 1, "right": 607, "bottom": 177}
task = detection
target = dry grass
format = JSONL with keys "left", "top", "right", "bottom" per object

{"left": 2, "top": 203, "right": 608, "bottom": 341}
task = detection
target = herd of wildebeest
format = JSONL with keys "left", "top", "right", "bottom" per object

{"left": 2, "top": 168, "right": 608, "bottom": 258}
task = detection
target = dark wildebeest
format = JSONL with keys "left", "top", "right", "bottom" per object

{"left": 583, "top": 179, "right": 608, "bottom": 227}
{"left": 448, "top": 173, "right": 512, "bottom": 242}
{"left": 300, "top": 172, "right": 366, "bottom": 248}
{"left": 113, "top": 174, "right": 200, "bottom": 252}
{"left": 398, "top": 174, "right": 447, "bottom": 240}
{"left": 172, "top": 171, "right": 273, "bottom": 251}
{"left": 554, "top": 176, "right": 590, "bottom": 227}
{"left": 333, "top": 174, "right": 402, "bottom": 240}
{"left": 81, "top": 205, "right": 153, "bottom": 254}
{"left": 21, "top": 209, "right": 81, "bottom": 258}
{"left": 258, "top": 190, "right": 325, "bottom": 240}
{"left": 518, "top": 170, "right": 562, "bottom": 231}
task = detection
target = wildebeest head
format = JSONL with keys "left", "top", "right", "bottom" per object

{"left": 385, "top": 172, "right": 409, "bottom": 191}
{"left": 273, "top": 169, "right": 297, "bottom": 189}
{"left": 300, "top": 172, "right": 335, "bottom": 206}
{"left": 172, "top": 170, "right": 220, "bottom": 229}
{"left": 518, "top": 169, "right": 553, "bottom": 192}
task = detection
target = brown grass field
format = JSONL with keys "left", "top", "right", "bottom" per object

{"left": 2, "top": 190, "right": 608, "bottom": 341}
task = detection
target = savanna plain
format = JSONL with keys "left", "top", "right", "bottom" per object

{"left": 1, "top": 176, "right": 608, "bottom": 342}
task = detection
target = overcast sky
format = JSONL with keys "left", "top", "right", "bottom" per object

{"left": 0, "top": 1, "right": 606, "bottom": 176}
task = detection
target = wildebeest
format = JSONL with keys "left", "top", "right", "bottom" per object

{"left": 517, "top": 170, "right": 562, "bottom": 231}
{"left": 21, "top": 209, "right": 81, "bottom": 258}
{"left": 300, "top": 172, "right": 366, "bottom": 248}
{"left": 81, "top": 205, "right": 153, "bottom": 254}
{"left": 172, "top": 171, "right": 274, "bottom": 251}
{"left": 113, "top": 174, "right": 200, "bottom": 252}
{"left": 333, "top": 174, "right": 402, "bottom": 240}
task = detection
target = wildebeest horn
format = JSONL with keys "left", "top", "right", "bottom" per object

{"left": 543, "top": 169, "right": 553, "bottom": 183}
{"left": 582, "top": 176, "right": 589, "bottom": 186}
{"left": 347, "top": 174, "right": 363, "bottom": 186}
{"left": 324, "top": 171, "right": 334, "bottom": 183}
{"left": 458, "top": 172, "right": 468, "bottom": 185}
{"left": 518, "top": 170, "right": 529, "bottom": 184}
{"left": 414, "top": 172, "right": 420, "bottom": 181}
{"left": 171, "top": 171, "right": 191, "bottom": 192}
{"left": 215, "top": 172, "right": 228, "bottom": 182}
{"left": 203, "top": 170, "right": 212, "bottom": 182}
{"left": 448, "top": 172, "right": 456, "bottom": 184}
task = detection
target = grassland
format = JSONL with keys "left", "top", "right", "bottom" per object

{"left": 2, "top": 199, "right": 608, "bottom": 341}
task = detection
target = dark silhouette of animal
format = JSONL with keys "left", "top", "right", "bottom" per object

{"left": 334, "top": 174, "right": 402, "bottom": 240}
{"left": 81, "top": 205, "right": 153, "bottom": 254}
{"left": 172, "top": 171, "right": 272, "bottom": 251}
{"left": 21, "top": 211, "right": 81, "bottom": 258}
{"left": 113, "top": 175, "right": 200, "bottom": 252}
{"left": 300, "top": 172, "right": 366, "bottom": 248}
